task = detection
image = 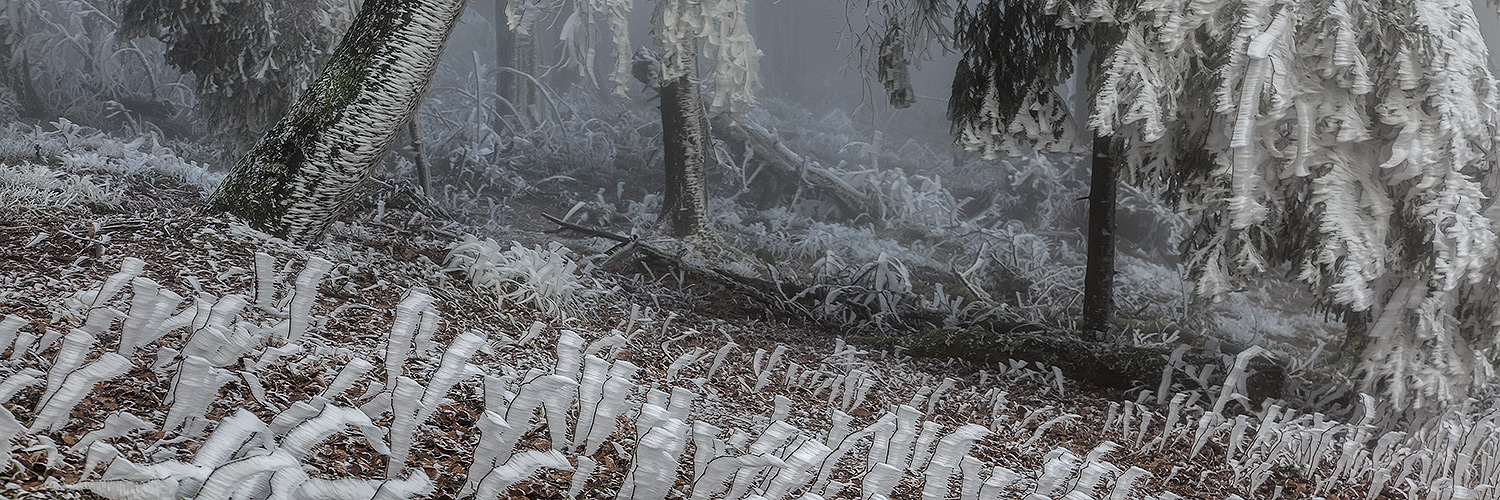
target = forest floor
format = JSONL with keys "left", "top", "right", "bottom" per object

{"left": 0, "top": 129, "right": 1389, "bottom": 499}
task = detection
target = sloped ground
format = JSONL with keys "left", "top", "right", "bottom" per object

{"left": 0, "top": 125, "right": 1480, "bottom": 500}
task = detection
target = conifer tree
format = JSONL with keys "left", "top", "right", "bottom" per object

{"left": 948, "top": 0, "right": 1500, "bottom": 407}
{"left": 118, "top": 0, "right": 356, "bottom": 145}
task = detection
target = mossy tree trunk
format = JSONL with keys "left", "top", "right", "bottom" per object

{"left": 206, "top": 0, "right": 467, "bottom": 245}
{"left": 658, "top": 40, "right": 718, "bottom": 243}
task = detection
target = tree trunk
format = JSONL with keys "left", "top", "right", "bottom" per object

{"left": 408, "top": 120, "right": 432, "bottom": 195}
{"left": 0, "top": 21, "right": 45, "bottom": 120}
{"left": 493, "top": 0, "right": 516, "bottom": 131}
{"left": 1082, "top": 134, "right": 1118, "bottom": 337}
{"left": 658, "top": 41, "right": 717, "bottom": 242}
{"left": 205, "top": 0, "right": 468, "bottom": 245}
{"left": 492, "top": 0, "right": 537, "bottom": 128}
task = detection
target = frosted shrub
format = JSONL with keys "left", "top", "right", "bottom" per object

{"left": 0, "top": 163, "right": 121, "bottom": 214}
{"left": 445, "top": 236, "right": 591, "bottom": 318}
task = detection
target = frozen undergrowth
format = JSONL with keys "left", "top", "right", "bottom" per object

{"left": 0, "top": 247, "right": 1494, "bottom": 500}
{"left": 0, "top": 163, "right": 121, "bottom": 215}
{"left": 0, "top": 120, "right": 222, "bottom": 194}
{"left": 444, "top": 236, "right": 595, "bottom": 319}
{"left": 0, "top": 128, "right": 1464, "bottom": 499}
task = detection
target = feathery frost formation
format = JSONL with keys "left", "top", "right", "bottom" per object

{"left": 953, "top": 0, "right": 1500, "bottom": 407}
{"left": 4, "top": 250, "right": 1500, "bottom": 499}
{"left": 652, "top": 0, "right": 761, "bottom": 114}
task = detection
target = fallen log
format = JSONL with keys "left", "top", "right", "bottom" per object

{"left": 712, "top": 115, "right": 874, "bottom": 219}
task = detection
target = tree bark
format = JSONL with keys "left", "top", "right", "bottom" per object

{"left": 205, "top": 0, "right": 467, "bottom": 245}
{"left": 658, "top": 41, "right": 717, "bottom": 242}
{"left": 493, "top": 0, "right": 516, "bottom": 131}
{"left": 408, "top": 120, "right": 432, "bottom": 195}
{"left": 1082, "top": 134, "right": 1118, "bottom": 337}
{"left": 0, "top": 21, "right": 45, "bottom": 120}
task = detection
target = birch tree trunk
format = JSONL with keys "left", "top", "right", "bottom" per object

{"left": 205, "top": 0, "right": 467, "bottom": 245}
{"left": 658, "top": 40, "right": 717, "bottom": 242}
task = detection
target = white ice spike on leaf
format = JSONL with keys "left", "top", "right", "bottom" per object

{"left": 1213, "top": 346, "right": 1269, "bottom": 415}
{"left": 86, "top": 257, "right": 145, "bottom": 310}
{"left": 81, "top": 441, "right": 120, "bottom": 480}
{"left": 270, "top": 398, "right": 329, "bottom": 436}
{"left": 321, "top": 357, "right": 376, "bottom": 400}
{"left": 582, "top": 359, "right": 638, "bottom": 455}
{"left": 417, "top": 331, "right": 486, "bottom": 423}
{"left": 163, "top": 355, "right": 233, "bottom": 435}
{"left": 815, "top": 411, "right": 894, "bottom": 492}
{"left": 266, "top": 467, "right": 311, "bottom": 500}
{"left": 285, "top": 256, "right": 333, "bottom": 344}
{"left": 384, "top": 290, "right": 437, "bottom": 389}
{"left": 201, "top": 294, "right": 249, "bottom": 335}
{"left": 386, "top": 376, "right": 427, "bottom": 478}
{"left": 692, "top": 421, "right": 724, "bottom": 482}
{"left": 619, "top": 404, "right": 686, "bottom": 500}
{"left": 876, "top": 405, "right": 923, "bottom": 470}
{"left": 555, "top": 329, "right": 586, "bottom": 381}
{"left": 0, "top": 368, "right": 41, "bottom": 404}
{"left": 38, "top": 329, "right": 98, "bottom": 408}
{"left": 71, "top": 412, "right": 154, "bottom": 453}
{"left": 72, "top": 478, "right": 180, "bottom": 500}
{"left": 252, "top": 252, "right": 278, "bottom": 312}
{"left": 722, "top": 421, "right": 800, "bottom": 499}
{"left": 413, "top": 304, "right": 440, "bottom": 356}
{"left": 279, "top": 405, "right": 376, "bottom": 459}
{"left": 573, "top": 355, "right": 608, "bottom": 446}
{"left": 460, "top": 410, "right": 513, "bottom": 498}
{"left": 195, "top": 409, "right": 269, "bottom": 468}
{"left": 976, "top": 466, "right": 1019, "bottom": 500}
{"left": 1109, "top": 467, "right": 1153, "bottom": 500}
{"left": 472, "top": 449, "right": 573, "bottom": 500}
{"left": 291, "top": 478, "right": 378, "bottom": 499}
{"left": 0, "top": 366, "right": 39, "bottom": 402}
{"left": 0, "top": 314, "right": 28, "bottom": 352}
{"left": 909, "top": 421, "right": 944, "bottom": 472}
{"left": 567, "top": 456, "right": 597, "bottom": 500}
{"left": 958, "top": 455, "right": 984, "bottom": 500}
{"left": 506, "top": 373, "right": 577, "bottom": 447}
{"left": 689, "top": 453, "right": 786, "bottom": 500}
{"left": 1032, "top": 449, "right": 1082, "bottom": 498}
{"left": 761, "top": 437, "right": 833, "bottom": 500}
{"left": 861, "top": 462, "right": 904, "bottom": 500}
{"left": 706, "top": 342, "right": 737, "bottom": 380}
{"left": 31, "top": 352, "right": 130, "bottom": 433}
{"left": 8, "top": 331, "right": 34, "bottom": 361}
{"left": 195, "top": 450, "right": 300, "bottom": 500}
{"left": 0, "top": 405, "right": 21, "bottom": 460}
{"left": 253, "top": 344, "right": 303, "bottom": 373}
{"left": 80, "top": 307, "right": 125, "bottom": 337}
{"left": 371, "top": 470, "right": 435, "bottom": 500}
{"left": 919, "top": 424, "right": 990, "bottom": 500}
{"left": 159, "top": 294, "right": 205, "bottom": 334}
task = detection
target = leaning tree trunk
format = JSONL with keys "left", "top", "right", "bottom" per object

{"left": 205, "top": 0, "right": 467, "bottom": 245}
{"left": 658, "top": 40, "right": 717, "bottom": 242}
{"left": 1081, "top": 134, "right": 1118, "bottom": 337}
